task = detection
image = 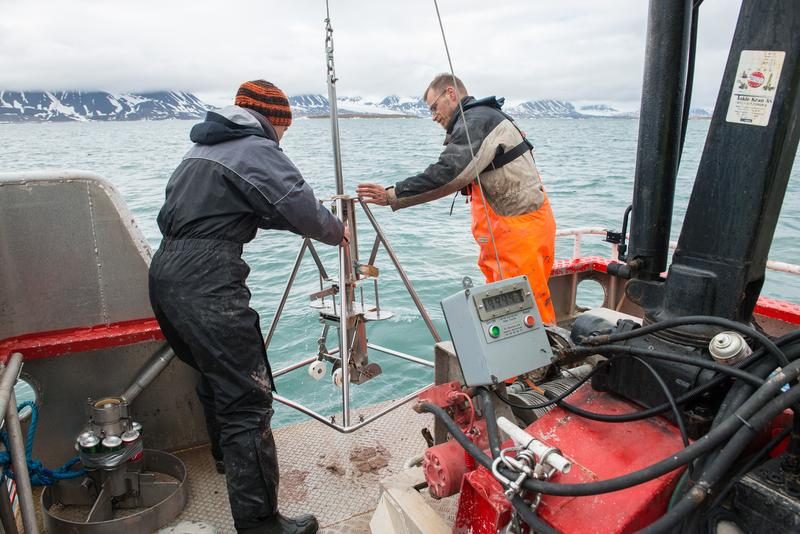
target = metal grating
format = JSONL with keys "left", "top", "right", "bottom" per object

{"left": 167, "top": 400, "right": 435, "bottom": 533}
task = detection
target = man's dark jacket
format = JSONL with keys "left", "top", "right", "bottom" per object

{"left": 157, "top": 105, "right": 343, "bottom": 245}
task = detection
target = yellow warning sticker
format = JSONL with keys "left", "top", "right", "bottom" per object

{"left": 726, "top": 50, "right": 785, "bottom": 127}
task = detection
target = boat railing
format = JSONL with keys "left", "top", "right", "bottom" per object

{"left": 556, "top": 226, "right": 800, "bottom": 275}
{"left": 0, "top": 353, "right": 38, "bottom": 534}
{"left": 550, "top": 227, "right": 800, "bottom": 323}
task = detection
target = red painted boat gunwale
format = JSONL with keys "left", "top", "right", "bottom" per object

{"left": 0, "top": 318, "right": 164, "bottom": 363}
{"left": 1, "top": 257, "right": 798, "bottom": 363}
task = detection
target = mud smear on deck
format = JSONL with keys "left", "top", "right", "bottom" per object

{"left": 349, "top": 444, "right": 391, "bottom": 474}
{"left": 279, "top": 469, "right": 309, "bottom": 501}
{"left": 314, "top": 443, "right": 392, "bottom": 478}
{"left": 316, "top": 452, "right": 346, "bottom": 476}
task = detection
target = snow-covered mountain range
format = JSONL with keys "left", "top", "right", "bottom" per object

{"left": 0, "top": 91, "right": 210, "bottom": 122}
{"left": 0, "top": 91, "right": 711, "bottom": 122}
{"left": 293, "top": 95, "right": 647, "bottom": 119}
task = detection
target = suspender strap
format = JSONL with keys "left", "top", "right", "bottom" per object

{"left": 481, "top": 137, "right": 534, "bottom": 174}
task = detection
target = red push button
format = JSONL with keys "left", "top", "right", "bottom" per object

{"left": 523, "top": 315, "right": 536, "bottom": 327}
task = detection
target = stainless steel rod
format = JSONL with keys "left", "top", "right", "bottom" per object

{"left": 272, "top": 356, "right": 318, "bottom": 378}
{"left": 121, "top": 344, "right": 175, "bottom": 404}
{"left": 367, "top": 343, "right": 435, "bottom": 368}
{"left": 373, "top": 279, "right": 380, "bottom": 318}
{"left": 273, "top": 382, "right": 433, "bottom": 434}
{"left": 6, "top": 391, "right": 38, "bottom": 534}
{"left": 337, "top": 198, "right": 351, "bottom": 426}
{"left": 0, "top": 353, "right": 23, "bottom": 426}
{"left": 307, "top": 240, "right": 330, "bottom": 280}
{"left": 264, "top": 239, "right": 309, "bottom": 350}
{"left": 349, "top": 197, "right": 359, "bottom": 263}
{"left": 359, "top": 200, "right": 442, "bottom": 342}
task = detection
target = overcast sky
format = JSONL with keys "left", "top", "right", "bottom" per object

{"left": 0, "top": 0, "right": 743, "bottom": 109}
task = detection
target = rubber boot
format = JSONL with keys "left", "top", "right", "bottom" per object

{"left": 238, "top": 513, "right": 319, "bottom": 534}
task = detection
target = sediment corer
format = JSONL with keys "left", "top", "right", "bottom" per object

{"left": 709, "top": 331, "right": 752, "bottom": 366}
{"left": 496, "top": 416, "right": 572, "bottom": 474}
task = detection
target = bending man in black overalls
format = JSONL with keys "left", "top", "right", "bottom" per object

{"left": 149, "top": 80, "right": 346, "bottom": 534}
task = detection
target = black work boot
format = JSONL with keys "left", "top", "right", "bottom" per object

{"left": 239, "top": 513, "right": 319, "bottom": 534}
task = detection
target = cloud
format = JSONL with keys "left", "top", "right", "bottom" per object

{"left": 0, "top": 0, "right": 742, "bottom": 108}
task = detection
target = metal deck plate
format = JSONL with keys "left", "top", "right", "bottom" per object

{"left": 165, "top": 400, "right": 435, "bottom": 533}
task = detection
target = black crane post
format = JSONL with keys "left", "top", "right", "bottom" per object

{"left": 627, "top": 0, "right": 693, "bottom": 281}
{"left": 594, "top": 0, "right": 800, "bottom": 418}
{"left": 654, "top": 0, "right": 800, "bottom": 332}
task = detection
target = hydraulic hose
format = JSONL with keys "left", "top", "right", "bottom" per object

{"left": 480, "top": 389, "right": 560, "bottom": 534}
{"left": 514, "top": 358, "right": 800, "bottom": 496}
{"left": 695, "top": 343, "right": 800, "bottom": 473}
{"left": 420, "top": 401, "right": 560, "bottom": 534}
{"left": 705, "top": 424, "right": 792, "bottom": 511}
{"left": 633, "top": 356, "right": 690, "bottom": 448}
{"left": 565, "top": 345, "right": 765, "bottom": 386}
{"left": 478, "top": 388, "right": 501, "bottom": 458}
{"left": 555, "top": 338, "right": 800, "bottom": 424}
{"left": 581, "top": 315, "right": 790, "bottom": 367}
{"left": 499, "top": 330, "right": 800, "bottom": 416}
{"left": 552, "top": 375, "right": 724, "bottom": 422}
{"left": 422, "top": 367, "right": 798, "bottom": 525}
{"left": 640, "top": 383, "right": 800, "bottom": 533}
{"left": 694, "top": 359, "right": 779, "bottom": 465}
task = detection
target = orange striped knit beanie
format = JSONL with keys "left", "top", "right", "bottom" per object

{"left": 235, "top": 80, "right": 292, "bottom": 127}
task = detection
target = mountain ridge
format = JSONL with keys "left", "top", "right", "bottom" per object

{"left": 0, "top": 91, "right": 210, "bottom": 122}
{"left": 0, "top": 91, "right": 712, "bottom": 122}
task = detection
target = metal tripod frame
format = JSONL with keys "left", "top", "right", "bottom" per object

{"left": 265, "top": 5, "right": 439, "bottom": 433}
{"left": 264, "top": 198, "right": 441, "bottom": 433}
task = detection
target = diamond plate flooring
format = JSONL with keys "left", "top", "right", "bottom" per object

{"left": 168, "top": 400, "right": 437, "bottom": 533}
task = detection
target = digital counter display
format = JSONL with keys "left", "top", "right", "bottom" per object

{"left": 483, "top": 289, "right": 524, "bottom": 312}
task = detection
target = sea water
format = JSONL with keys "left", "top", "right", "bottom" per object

{"left": 1, "top": 117, "right": 798, "bottom": 427}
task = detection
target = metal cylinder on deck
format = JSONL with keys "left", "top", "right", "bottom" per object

{"left": 709, "top": 331, "right": 752, "bottom": 366}
{"left": 90, "top": 397, "right": 127, "bottom": 437}
{"left": 423, "top": 420, "right": 489, "bottom": 499}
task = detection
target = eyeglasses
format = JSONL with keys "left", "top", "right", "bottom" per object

{"left": 428, "top": 88, "right": 449, "bottom": 115}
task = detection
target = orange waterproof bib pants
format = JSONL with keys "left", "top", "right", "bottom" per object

{"left": 471, "top": 185, "right": 557, "bottom": 324}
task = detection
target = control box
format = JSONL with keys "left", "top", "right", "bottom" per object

{"left": 441, "top": 276, "right": 553, "bottom": 386}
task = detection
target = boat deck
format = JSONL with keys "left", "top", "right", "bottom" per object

{"left": 160, "top": 399, "right": 451, "bottom": 534}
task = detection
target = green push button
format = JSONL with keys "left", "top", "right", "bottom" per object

{"left": 488, "top": 325, "right": 501, "bottom": 338}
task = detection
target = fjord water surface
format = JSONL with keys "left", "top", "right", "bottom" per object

{"left": 1, "top": 117, "right": 798, "bottom": 427}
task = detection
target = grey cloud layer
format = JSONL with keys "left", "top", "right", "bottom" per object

{"left": 0, "top": 0, "right": 742, "bottom": 109}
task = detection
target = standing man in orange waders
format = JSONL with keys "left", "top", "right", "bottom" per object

{"left": 357, "top": 74, "right": 556, "bottom": 323}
